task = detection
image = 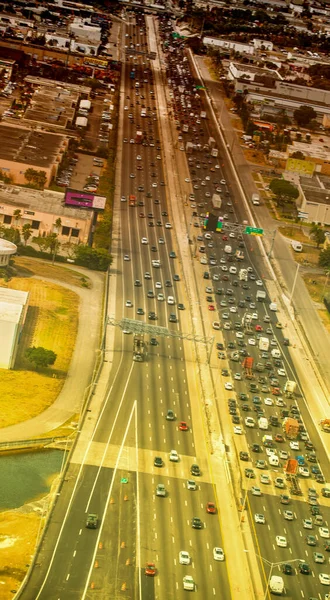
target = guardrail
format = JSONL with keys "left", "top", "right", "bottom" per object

{"left": 0, "top": 437, "right": 65, "bottom": 451}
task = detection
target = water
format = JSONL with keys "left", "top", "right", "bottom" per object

{"left": 0, "top": 449, "right": 65, "bottom": 510}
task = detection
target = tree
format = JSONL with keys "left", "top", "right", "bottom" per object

{"left": 25, "top": 346, "right": 57, "bottom": 369}
{"left": 319, "top": 247, "right": 330, "bottom": 269}
{"left": 74, "top": 245, "right": 112, "bottom": 271}
{"left": 54, "top": 218, "right": 62, "bottom": 234}
{"left": 310, "top": 224, "right": 325, "bottom": 248}
{"left": 293, "top": 105, "right": 317, "bottom": 128}
{"left": 22, "top": 223, "right": 33, "bottom": 245}
{"left": 269, "top": 179, "right": 299, "bottom": 206}
{"left": 291, "top": 151, "right": 305, "bottom": 160}
{"left": 13, "top": 209, "right": 22, "bottom": 225}
{"left": 24, "top": 168, "right": 36, "bottom": 184}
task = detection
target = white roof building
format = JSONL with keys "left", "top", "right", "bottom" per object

{"left": 0, "top": 287, "right": 29, "bottom": 369}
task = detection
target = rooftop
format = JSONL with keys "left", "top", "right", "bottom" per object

{"left": 0, "top": 124, "right": 66, "bottom": 168}
{"left": 0, "top": 184, "right": 93, "bottom": 221}
{"left": 300, "top": 175, "right": 330, "bottom": 205}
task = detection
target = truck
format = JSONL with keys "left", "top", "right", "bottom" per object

{"left": 130, "top": 70, "right": 135, "bottom": 79}
{"left": 236, "top": 250, "right": 244, "bottom": 261}
{"left": 321, "top": 419, "right": 330, "bottom": 433}
{"left": 211, "top": 148, "right": 218, "bottom": 157}
{"left": 224, "top": 245, "right": 232, "bottom": 254}
{"left": 284, "top": 458, "right": 298, "bottom": 475}
{"left": 133, "top": 335, "right": 146, "bottom": 362}
{"left": 239, "top": 268, "right": 248, "bottom": 281}
{"left": 129, "top": 194, "right": 136, "bottom": 207}
{"left": 256, "top": 290, "right": 266, "bottom": 301}
{"left": 284, "top": 380, "right": 297, "bottom": 396}
{"left": 186, "top": 141, "right": 194, "bottom": 153}
{"left": 258, "top": 417, "right": 268, "bottom": 430}
{"left": 200, "top": 111, "right": 206, "bottom": 119}
{"left": 141, "top": 108, "right": 146, "bottom": 117}
{"left": 135, "top": 130, "right": 143, "bottom": 144}
{"left": 252, "top": 193, "right": 260, "bottom": 206}
{"left": 86, "top": 513, "right": 98, "bottom": 529}
{"left": 242, "top": 356, "right": 254, "bottom": 378}
{"left": 212, "top": 193, "right": 221, "bottom": 209}
{"left": 259, "top": 337, "right": 269, "bottom": 351}
{"left": 283, "top": 417, "right": 299, "bottom": 439}
{"left": 208, "top": 136, "right": 216, "bottom": 148}
{"left": 269, "top": 575, "right": 284, "bottom": 595}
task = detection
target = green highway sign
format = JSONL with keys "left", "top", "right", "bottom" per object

{"left": 245, "top": 226, "right": 264, "bottom": 236}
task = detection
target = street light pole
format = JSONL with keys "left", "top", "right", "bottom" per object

{"left": 255, "top": 556, "right": 304, "bottom": 600}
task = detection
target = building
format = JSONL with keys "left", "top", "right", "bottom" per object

{"left": 297, "top": 175, "right": 330, "bottom": 225}
{"left": 203, "top": 37, "right": 273, "bottom": 55}
{"left": 228, "top": 62, "right": 281, "bottom": 84}
{"left": 0, "top": 239, "right": 17, "bottom": 267}
{"left": 269, "top": 138, "right": 330, "bottom": 176}
{"left": 69, "top": 22, "right": 101, "bottom": 43}
{"left": 0, "top": 124, "right": 68, "bottom": 186}
{"left": 0, "top": 286, "right": 29, "bottom": 369}
{"left": 0, "top": 185, "right": 95, "bottom": 244}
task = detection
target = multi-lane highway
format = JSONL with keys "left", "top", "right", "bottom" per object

{"left": 18, "top": 11, "right": 330, "bottom": 600}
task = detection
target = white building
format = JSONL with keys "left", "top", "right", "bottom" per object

{"left": 69, "top": 23, "right": 101, "bottom": 43}
{"left": 0, "top": 287, "right": 29, "bottom": 369}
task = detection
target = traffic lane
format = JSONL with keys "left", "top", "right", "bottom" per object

{"left": 31, "top": 465, "right": 116, "bottom": 600}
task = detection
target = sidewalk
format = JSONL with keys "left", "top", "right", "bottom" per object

{"left": 0, "top": 263, "right": 105, "bottom": 442}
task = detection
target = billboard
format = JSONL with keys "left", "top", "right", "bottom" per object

{"left": 286, "top": 158, "right": 315, "bottom": 177}
{"left": 83, "top": 56, "right": 108, "bottom": 69}
{"left": 65, "top": 189, "right": 106, "bottom": 210}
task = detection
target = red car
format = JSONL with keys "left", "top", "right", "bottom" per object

{"left": 206, "top": 502, "right": 217, "bottom": 514}
{"left": 255, "top": 325, "right": 263, "bottom": 332}
{"left": 145, "top": 563, "right": 156, "bottom": 576}
{"left": 179, "top": 421, "right": 189, "bottom": 431}
{"left": 208, "top": 305, "right": 215, "bottom": 311}
{"left": 272, "top": 387, "right": 281, "bottom": 396}
{"left": 222, "top": 235, "right": 228, "bottom": 241}
{"left": 139, "top": 213, "right": 145, "bottom": 218}
{"left": 275, "top": 434, "right": 285, "bottom": 443}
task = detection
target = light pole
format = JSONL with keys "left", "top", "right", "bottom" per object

{"left": 256, "top": 555, "right": 304, "bottom": 600}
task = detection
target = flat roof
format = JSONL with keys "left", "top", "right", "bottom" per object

{"left": 0, "top": 124, "right": 66, "bottom": 167}
{"left": 0, "top": 301, "right": 23, "bottom": 324}
{"left": 0, "top": 184, "right": 93, "bottom": 221}
{"left": 0, "top": 287, "right": 28, "bottom": 305}
{"left": 24, "top": 76, "right": 91, "bottom": 95}
{"left": 301, "top": 175, "right": 330, "bottom": 205}
{"left": 24, "top": 86, "right": 77, "bottom": 128}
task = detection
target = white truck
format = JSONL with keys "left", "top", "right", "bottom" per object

{"left": 256, "top": 290, "right": 266, "bottom": 301}
{"left": 212, "top": 193, "right": 221, "bottom": 209}
{"left": 252, "top": 193, "right": 260, "bottom": 205}
{"left": 208, "top": 136, "right": 216, "bottom": 148}
{"left": 284, "top": 380, "right": 297, "bottom": 395}
{"left": 211, "top": 147, "right": 218, "bottom": 157}
{"left": 259, "top": 337, "right": 269, "bottom": 351}
{"left": 258, "top": 417, "right": 268, "bottom": 430}
{"left": 269, "top": 575, "right": 284, "bottom": 595}
{"left": 239, "top": 268, "right": 248, "bottom": 281}
{"left": 182, "top": 124, "right": 189, "bottom": 133}
{"left": 224, "top": 245, "right": 232, "bottom": 254}
{"left": 200, "top": 111, "right": 206, "bottom": 118}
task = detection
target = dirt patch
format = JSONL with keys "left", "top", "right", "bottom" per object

{"left": 0, "top": 510, "right": 40, "bottom": 599}
{"left": 279, "top": 226, "right": 312, "bottom": 245}
{"left": 243, "top": 148, "right": 268, "bottom": 165}
{"left": 12, "top": 256, "right": 91, "bottom": 289}
{"left": 302, "top": 273, "right": 330, "bottom": 333}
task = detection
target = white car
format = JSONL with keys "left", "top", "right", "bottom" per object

{"left": 279, "top": 450, "right": 289, "bottom": 460}
{"left": 275, "top": 398, "right": 285, "bottom": 407}
{"left": 248, "top": 338, "right": 256, "bottom": 345}
{"left": 204, "top": 233, "right": 212, "bottom": 240}
{"left": 179, "top": 551, "right": 191, "bottom": 565}
{"left": 245, "top": 417, "right": 255, "bottom": 428}
{"left": 230, "top": 306, "right": 237, "bottom": 313}
{"left": 220, "top": 179, "right": 226, "bottom": 185}
{"left": 251, "top": 487, "right": 262, "bottom": 496}
{"left": 263, "top": 398, "right": 273, "bottom": 408}
{"left": 278, "top": 369, "right": 286, "bottom": 377}
{"left": 124, "top": 255, "right": 130, "bottom": 261}
{"left": 319, "top": 573, "right": 330, "bottom": 585}
{"left": 136, "top": 155, "right": 142, "bottom": 160}
{"left": 159, "top": 238, "right": 165, "bottom": 244}
{"left": 165, "top": 223, "right": 172, "bottom": 229}
{"left": 225, "top": 382, "right": 233, "bottom": 390}
{"left": 155, "top": 282, "right": 162, "bottom": 289}
{"left": 236, "top": 331, "right": 244, "bottom": 339}
{"left": 130, "top": 139, "right": 135, "bottom": 144}
{"left": 186, "top": 480, "right": 197, "bottom": 490}
{"left": 121, "top": 195, "right": 127, "bottom": 202}
{"left": 256, "top": 280, "right": 263, "bottom": 286}
{"left": 283, "top": 510, "right": 294, "bottom": 521}
{"left": 200, "top": 257, "right": 208, "bottom": 265}
{"left": 169, "top": 450, "right": 179, "bottom": 462}
{"left": 213, "top": 321, "right": 220, "bottom": 330}
{"left": 152, "top": 182, "right": 157, "bottom": 188}
{"left": 183, "top": 576, "right": 195, "bottom": 591}
{"left": 157, "top": 293, "right": 164, "bottom": 301}
{"left": 125, "top": 300, "right": 132, "bottom": 307}
{"left": 319, "top": 527, "right": 330, "bottom": 539}
{"left": 303, "top": 519, "right": 313, "bottom": 529}
{"left": 251, "top": 313, "right": 258, "bottom": 320}
{"left": 276, "top": 536, "right": 287, "bottom": 548}
{"left": 299, "top": 466, "right": 310, "bottom": 477}
{"left": 213, "top": 547, "right": 225, "bottom": 561}
{"left": 234, "top": 372, "right": 242, "bottom": 380}
{"left": 260, "top": 474, "right": 270, "bottom": 485}
{"left": 234, "top": 426, "right": 243, "bottom": 434}
{"left": 289, "top": 441, "right": 299, "bottom": 450}
{"left": 255, "top": 513, "right": 265, "bottom": 524}
{"left": 265, "top": 448, "right": 276, "bottom": 456}
{"left": 141, "top": 237, "right": 148, "bottom": 244}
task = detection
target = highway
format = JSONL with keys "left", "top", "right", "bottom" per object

{"left": 18, "top": 11, "right": 330, "bottom": 600}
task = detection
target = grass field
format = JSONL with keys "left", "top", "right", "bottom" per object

{"left": 0, "top": 271, "right": 79, "bottom": 428}
{"left": 12, "top": 256, "right": 91, "bottom": 288}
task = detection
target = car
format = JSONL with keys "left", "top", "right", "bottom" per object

{"left": 157, "top": 293, "right": 164, "bottom": 301}
{"left": 187, "top": 480, "right": 197, "bottom": 490}
{"left": 239, "top": 451, "right": 249, "bottom": 461}
{"left": 248, "top": 338, "right": 256, "bottom": 346}
{"left": 166, "top": 410, "right": 175, "bottom": 421}
{"left": 165, "top": 222, "right": 172, "bottom": 229}
{"left": 280, "top": 494, "right": 290, "bottom": 504}
{"left": 276, "top": 536, "right": 287, "bottom": 548}
{"left": 169, "top": 251, "right": 176, "bottom": 258}
{"left": 141, "top": 237, "right": 148, "bottom": 244}
{"left": 251, "top": 486, "right": 262, "bottom": 496}
{"left": 191, "top": 517, "right": 203, "bottom": 529}
{"left": 154, "top": 457, "right": 163, "bottom": 467}
{"left": 137, "top": 308, "right": 144, "bottom": 315}
{"left": 234, "top": 426, "right": 243, "bottom": 434}
{"left": 299, "top": 563, "right": 310, "bottom": 575}
{"left": 282, "top": 563, "right": 293, "bottom": 575}
{"left": 206, "top": 502, "right": 217, "bottom": 514}
{"left": 145, "top": 563, "right": 156, "bottom": 576}
{"left": 260, "top": 474, "right": 270, "bottom": 484}
{"left": 299, "top": 466, "right": 310, "bottom": 477}
{"left": 283, "top": 510, "right": 294, "bottom": 520}
{"left": 225, "top": 382, "right": 234, "bottom": 390}
{"left": 290, "top": 441, "right": 299, "bottom": 450}
{"left": 213, "top": 547, "right": 225, "bottom": 561}
{"left": 213, "top": 321, "right": 221, "bottom": 330}
{"left": 124, "top": 254, "right": 130, "bottom": 261}
{"left": 252, "top": 444, "right": 262, "bottom": 453}
{"left": 254, "top": 513, "right": 265, "bottom": 524}
{"left": 126, "top": 300, "right": 133, "bottom": 307}
{"left": 150, "top": 338, "right": 158, "bottom": 346}
{"left": 149, "top": 312, "right": 157, "bottom": 320}
{"left": 320, "top": 527, "right": 330, "bottom": 539}
{"left": 156, "top": 484, "right": 166, "bottom": 497}
{"left": 179, "top": 421, "right": 188, "bottom": 431}
{"left": 169, "top": 313, "right": 177, "bottom": 323}
{"left": 314, "top": 552, "right": 325, "bottom": 564}
{"left": 264, "top": 397, "right": 274, "bottom": 406}
{"left": 245, "top": 417, "right": 255, "bottom": 428}
{"left": 256, "top": 460, "right": 266, "bottom": 469}
{"left": 86, "top": 513, "right": 98, "bottom": 529}
{"left": 169, "top": 450, "right": 179, "bottom": 462}
{"left": 319, "top": 573, "right": 330, "bottom": 585}
{"left": 191, "top": 464, "right": 201, "bottom": 476}
{"left": 275, "top": 434, "right": 284, "bottom": 443}
{"left": 245, "top": 468, "right": 255, "bottom": 478}
{"left": 179, "top": 551, "right": 191, "bottom": 565}
{"left": 306, "top": 535, "right": 317, "bottom": 546}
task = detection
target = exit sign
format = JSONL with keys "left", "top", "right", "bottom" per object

{"left": 245, "top": 226, "right": 264, "bottom": 236}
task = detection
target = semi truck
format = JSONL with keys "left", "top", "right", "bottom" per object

{"left": 239, "top": 268, "right": 248, "bottom": 281}
{"left": 284, "top": 380, "right": 297, "bottom": 396}
{"left": 256, "top": 290, "right": 266, "bottom": 301}
{"left": 259, "top": 337, "right": 269, "bottom": 351}
{"left": 212, "top": 193, "right": 221, "bottom": 209}
{"left": 283, "top": 417, "right": 299, "bottom": 439}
